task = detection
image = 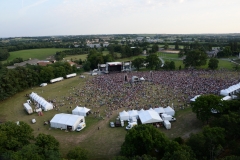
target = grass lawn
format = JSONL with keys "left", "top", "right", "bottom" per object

{"left": 0, "top": 71, "right": 204, "bottom": 159}
{"left": 64, "top": 54, "right": 88, "bottom": 61}
{"left": 4, "top": 48, "right": 69, "bottom": 63}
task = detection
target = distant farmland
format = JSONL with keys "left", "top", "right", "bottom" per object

{"left": 4, "top": 48, "right": 69, "bottom": 62}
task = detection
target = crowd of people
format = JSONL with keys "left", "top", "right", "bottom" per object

{"left": 48, "top": 70, "right": 240, "bottom": 119}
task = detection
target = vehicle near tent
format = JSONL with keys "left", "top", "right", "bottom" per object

{"left": 110, "top": 122, "right": 115, "bottom": 128}
{"left": 115, "top": 118, "right": 121, "bottom": 127}
{"left": 50, "top": 77, "right": 64, "bottom": 83}
{"left": 161, "top": 114, "right": 176, "bottom": 122}
{"left": 76, "top": 122, "right": 86, "bottom": 132}
{"left": 163, "top": 120, "right": 171, "bottom": 129}
{"left": 91, "top": 72, "right": 98, "bottom": 76}
{"left": 92, "top": 69, "right": 98, "bottom": 72}
{"left": 126, "top": 122, "right": 137, "bottom": 130}
{"left": 40, "top": 83, "right": 47, "bottom": 87}
{"left": 66, "top": 73, "right": 77, "bottom": 78}
{"left": 23, "top": 103, "right": 33, "bottom": 114}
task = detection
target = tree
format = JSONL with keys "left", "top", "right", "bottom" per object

{"left": 67, "top": 147, "right": 89, "bottom": 160}
{"left": 183, "top": 49, "right": 207, "bottom": 68}
{"left": 208, "top": 58, "right": 219, "bottom": 70}
{"left": 121, "top": 125, "right": 169, "bottom": 157}
{"left": 0, "top": 49, "right": 10, "bottom": 61}
{"left": 192, "top": 94, "right": 223, "bottom": 124}
{"left": 152, "top": 44, "right": 159, "bottom": 53}
{"left": 35, "top": 133, "right": 60, "bottom": 156}
{"left": 0, "top": 121, "right": 34, "bottom": 153}
{"left": 164, "top": 43, "right": 169, "bottom": 50}
{"left": 145, "top": 54, "right": 161, "bottom": 70}
{"left": 132, "top": 58, "right": 145, "bottom": 71}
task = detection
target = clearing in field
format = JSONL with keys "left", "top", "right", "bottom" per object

{"left": 4, "top": 48, "right": 69, "bottom": 62}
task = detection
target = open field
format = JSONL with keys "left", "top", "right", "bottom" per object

{"left": 64, "top": 54, "right": 88, "bottom": 61}
{"left": 0, "top": 72, "right": 205, "bottom": 159}
{"left": 3, "top": 48, "right": 69, "bottom": 62}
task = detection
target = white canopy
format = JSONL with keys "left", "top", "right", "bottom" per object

{"left": 220, "top": 83, "right": 240, "bottom": 96}
{"left": 72, "top": 106, "right": 90, "bottom": 117}
{"left": 29, "top": 92, "right": 53, "bottom": 111}
{"left": 221, "top": 96, "right": 232, "bottom": 101}
{"left": 190, "top": 95, "right": 201, "bottom": 102}
{"left": 128, "top": 110, "right": 139, "bottom": 119}
{"left": 119, "top": 110, "right": 129, "bottom": 121}
{"left": 50, "top": 113, "right": 84, "bottom": 130}
{"left": 154, "top": 107, "right": 165, "bottom": 114}
{"left": 164, "top": 106, "right": 175, "bottom": 116}
{"left": 138, "top": 110, "right": 163, "bottom": 124}
{"left": 140, "top": 77, "right": 145, "bottom": 81}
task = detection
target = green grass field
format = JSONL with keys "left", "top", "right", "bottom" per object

{"left": 64, "top": 54, "right": 88, "bottom": 61}
{"left": 4, "top": 48, "right": 69, "bottom": 62}
{"left": 0, "top": 73, "right": 203, "bottom": 159}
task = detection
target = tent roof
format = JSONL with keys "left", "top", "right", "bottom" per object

{"left": 128, "top": 110, "right": 138, "bottom": 117}
{"left": 80, "top": 107, "right": 90, "bottom": 113}
{"left": 50, "top": 113, "right": 83, "bottom": 126}
{"left": 138, "top": 110, "right": 163, "bottom": 124}
{"left": 154, "top": 107, "right": 165, "bottom": 114}
{"left": 120, "top": 110, "right": 129, "bottom": 116}
{"left": 72, "top": 106, "right": 83, "bottom": 112}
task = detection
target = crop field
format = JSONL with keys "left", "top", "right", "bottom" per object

{"left": 4, "top": 48, "right": 69, "bottom": 62}
{"left": 0, "top": 72, "right": 203, "bottom": 160}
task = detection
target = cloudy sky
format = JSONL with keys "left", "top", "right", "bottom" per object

{"left": 0, "top": 0, "right": 240, "bottom": 37}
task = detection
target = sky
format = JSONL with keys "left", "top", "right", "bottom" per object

{"left": 0, "top": 0, "right": 240, "bottom": 37}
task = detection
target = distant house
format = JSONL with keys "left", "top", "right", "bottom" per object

{"left": 37, "top": 61, "right": 52, "bottom": 66}
{"left": 67, "top": 61, "right": 76, "bottom": 66}
{"left": 206, "top": 48, "right": 221, "bottom": 57}
{"left": 86, "top": 43, "right": 101, "bottom": 48}
{"left": 7, "top": 59, "right": 39, "bottom": 69}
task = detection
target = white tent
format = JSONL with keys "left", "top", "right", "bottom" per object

{"left": 138, "top": 109, "right": 145, "bottom": 114}
{"left": 50, "top": 113, "right": 84, "bottom": 131}
{"left": 80, "top": 107, "right": 91, "bottom": 116}
{"left": 72, "top": 106, "right": 90, "bottom": 117}
{"left": 138, "top": 110, "right": 163, "bottom": 124}
{"left": 29, "top": 92, "right": 53, "bottom": 111}
{"left": 190, "top": 95, "right": 201, "bottom": 102}
{"left": 164, "top": 106, "right": 175, "bottom": 116}
{"left": 154, "top": 107, "right": 165, "bottom": 114}
{"left": 221, "top": 96, "right": 232, "bottom": 101}
{"left": 72, "top": 106, "right": 83, "bottom": 115}
{"left": 128, "top": 110, "right": 139, "bottom": 119}
{"left": 140, "top": 77, "right": 145, "bottom": 81}
{"left": 119, "top": 110, "right": 129, "bottom": 121}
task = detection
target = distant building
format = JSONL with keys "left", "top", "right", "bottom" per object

{"left": 37, "top": 61, "right": 52, "bottom": 66}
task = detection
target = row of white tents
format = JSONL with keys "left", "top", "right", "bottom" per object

{"left": 29, "top": 92, "right": 53, "bottom": 111}
{"left": 119, "top": 106, "right": 175, "bottom": 124}
{"left": 220, "top": 83, "right": 240, "bottom": 96}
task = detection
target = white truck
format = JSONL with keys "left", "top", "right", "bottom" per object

{"left": 161, "top": 114, "right": 176, "bottom": 122}
{"left": 50, "top": 77, "right": 64, "bottom": 83}
{"left": 163, "top": 120, "right": 171, "bottom": 129}
{"left": 76, "top": 122, "right": 86, "bottom": 132}
{"left": 126, "top": 122, "right": 137, "bottom": 130}
{"left": 66, "top": 73, "right": 77, "bottom": 79}
{"left": 23, "top": 103, "right": 33, "bottom": 114}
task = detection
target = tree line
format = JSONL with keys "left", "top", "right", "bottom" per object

{"left": 0, "top": 62, "right": 77, "bottom": 101}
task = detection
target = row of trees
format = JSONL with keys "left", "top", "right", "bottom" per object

{"left": 0, "top": 49, "right": 10, "bottom": 61}
{"left": 0, "top": 62, "right": 76, "bottom": 101}
{"left": 0, "top": 121, "right": 89, "bottom": 160}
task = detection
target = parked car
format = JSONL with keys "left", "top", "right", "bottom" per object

{"left": 110, "top": 122, "right": 115, "bottom": 127}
